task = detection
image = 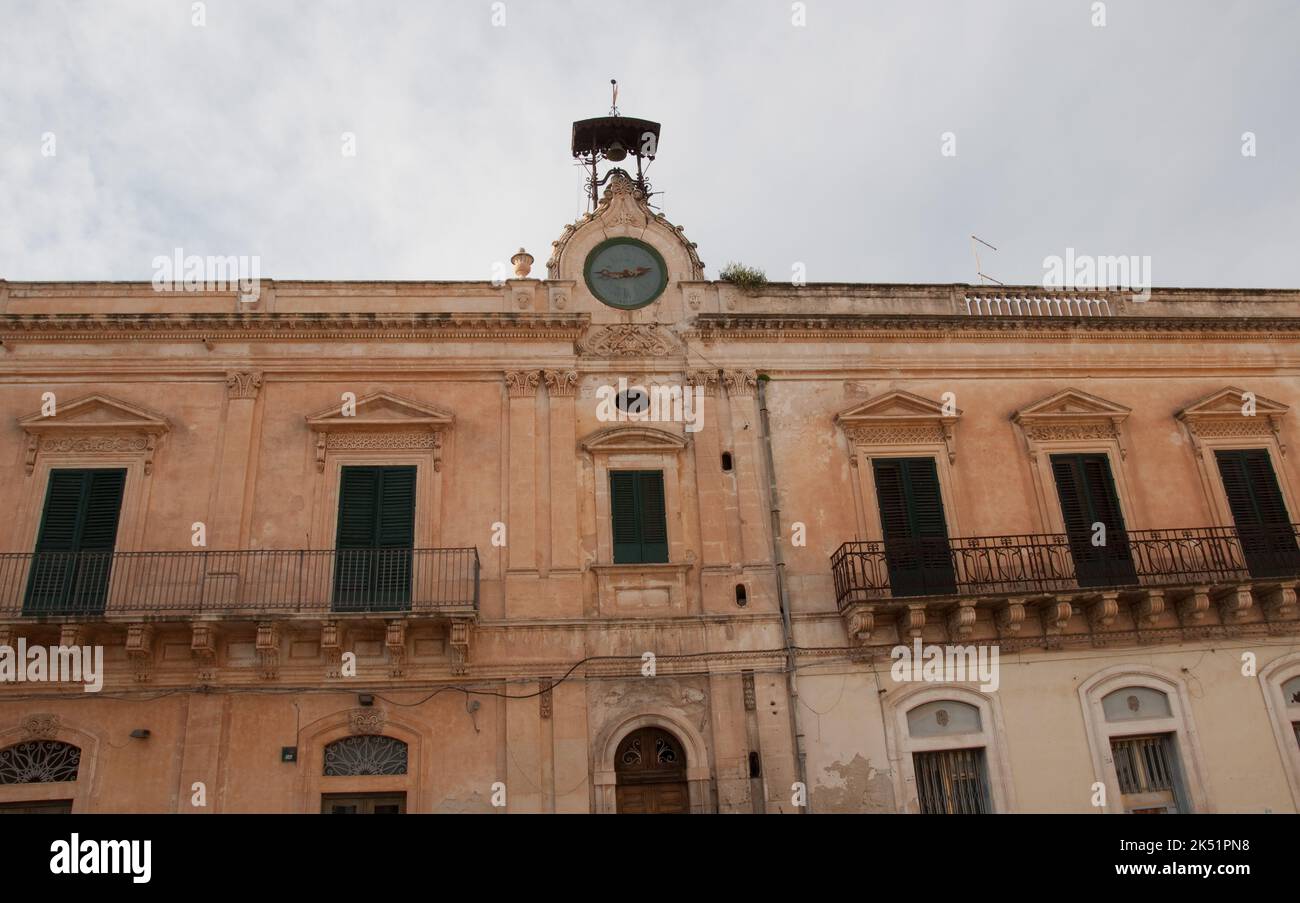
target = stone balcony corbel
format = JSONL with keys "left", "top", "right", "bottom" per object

{"left": 190, "top": 622, "right": 218, "bottom": 682}
{"left": 995, "top": 598, "right": 1027, "bottom": 636}
{"left": 125, "top": 624, "right": 154, "bottom": 683}
{"left": 1175, "top": 586, "right": 1212, "bottom": 625}
{"left": 1259, "top": 582, "right": 1298, "bottom": 621}
{"left": 1213, "top": 585, "right": 1254, "bottom": 624}
{"left": 946, "top": 599, "right": 977, "bottom": 642}
{"left": 897, "top": 604, "right": 926, "bottom": 642}
{"left": 385, "top": 620, "right": 407, "bottom": 677}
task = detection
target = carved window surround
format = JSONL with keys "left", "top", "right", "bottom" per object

{"left": 1176, "top": 387, "right": 1296, "bottom": 527}
{"left": 1257, "top": 653, "right": 1300, "bottom": 810}
{"left": 835, "top": 390, "right": 963, "bottom": 539}
{"left": 1078, "top": 664, "right": 1213, "bottom": 814}
{"left": 881, "top": 684, "right": 1016, "bottom": 814}
{"left": 305, "top": 391, "right": 452, "bottom": 474}
{"left": 580, "top": 426, "right": 691, "bottom": 616}
{"left": 305, "top": 392, "right": 454, "bottom": 550}
{"left": 18, "top": 394, "right": 169, "bottom": 477}
{"left": 1012, "top": 388, "right": 1138, "bottom": 535}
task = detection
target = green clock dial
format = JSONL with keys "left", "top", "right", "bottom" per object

{"left": 584, "top": 238, "right": 668, "bottom": 309}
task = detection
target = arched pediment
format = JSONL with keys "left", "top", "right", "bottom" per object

{"left": 18, "top": 393, "right": 170, "bottom": 475}
{"left": 547, "top": 172, "right": 704, "bottom": 286}
{"left": 580, "top": 425, "right": 689, "bottom": 455}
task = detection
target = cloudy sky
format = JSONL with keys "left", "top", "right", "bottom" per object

{"left": 1, "top": 0, "right": 1296, "bottom": 287}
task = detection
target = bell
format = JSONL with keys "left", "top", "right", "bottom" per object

{"left": 605, "top": 140, "right": 627, "bottom": 162}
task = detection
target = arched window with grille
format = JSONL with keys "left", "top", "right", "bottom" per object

{"left": 0, "top": 740, "right": 81, "bottom": 785}
{"left": 322, "top": 735, "right": 408, "bottom": 776}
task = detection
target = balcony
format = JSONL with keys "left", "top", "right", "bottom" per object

{"left": 0, "top": 547, "right": 480, "bottom": 619}
{"left": 832, "top": 526, "right": 1300, "bottom": 609}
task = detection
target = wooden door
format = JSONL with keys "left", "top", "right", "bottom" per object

{"left": 614, "top": 727, "right": 690, "bottom": 814}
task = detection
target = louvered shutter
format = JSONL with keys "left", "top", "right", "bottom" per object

{"left": 610, "top": 471, "right": 669, "bottom": 564}
{"left": 334, "top": 466, "right": 415, "bottom": 610}
{"left": 1215, "top": 449, "right": 1298, "bottom": 577}
{"left": 1050, "top": 454, "right": 1135, "bottom": 587}
{"left": 637, "top": 471, "right": 669, "bottom": 563}
{"left": 872, "top": 458, "right": 955, "bottom": 597}
{"left": 26, "top": 469, "right": 125, "bottom": 613}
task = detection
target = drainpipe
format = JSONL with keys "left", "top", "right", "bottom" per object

{"left": 756, "top": 374, "right": 810, "bottom": 812}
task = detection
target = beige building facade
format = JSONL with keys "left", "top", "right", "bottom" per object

{"left": 1, "top": 171, "right": 1299, "bottom": 813}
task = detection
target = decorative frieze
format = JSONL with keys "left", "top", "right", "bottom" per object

{"left": 578, "top": 324, "right": 679, "bottom": 357}
{"left": 1176, "top": 386, "right": 1289, "bottom": 456}
{"left": 305, "top": 391, "right": 452, "bottom": 472}
{"left": 836, "top": 390, "right": 960, "bottom": 463}
{"left": 348, "top": 707, "right": 386, "bottom": 735}
{"left": 19, "top": 394, "right": 170, "bottom": 476}
{"left": 20, "top": 713, "right": 60, "bottom": 739}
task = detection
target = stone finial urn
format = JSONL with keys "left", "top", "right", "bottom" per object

{"left": 511, "top": 248, "right": 534, "bottom": 278}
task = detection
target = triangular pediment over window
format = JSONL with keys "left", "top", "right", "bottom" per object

{"left": 1012, "top": 388, "right": 1131, "bottom": 457}
{"left": 305, "top": 392, "right": 453, "bottom": 472}
{"left": 1176, "top": 386, "right": 1289, "bottom": 454}
{"left": 580, "top": 425, "right": 689, "bottom": 455}
{"left": 18, "top": 394, "right": 170, "bottom": 475}
{"left": 835, "top": 390, "right": 961, "bottom": 462}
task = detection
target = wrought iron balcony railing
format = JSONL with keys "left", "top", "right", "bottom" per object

{"left": 1, "top": 547, "right": 480, "bottom": 618}
{"left": 831, "top": 525, "right": 1300, "bottom": 608}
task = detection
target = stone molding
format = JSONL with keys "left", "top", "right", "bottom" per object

{"left": 18, "top": 393, "right": 170, "bottom": 476}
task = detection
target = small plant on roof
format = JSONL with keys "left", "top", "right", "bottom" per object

{"left": 718, "top": 262, "right": 768, "bottom": 292}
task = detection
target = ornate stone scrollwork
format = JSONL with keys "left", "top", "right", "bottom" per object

{"left": 125, "top": 623, "right": 154, "bottom": 683}
{"left": 20, "top": 713, "right": 60, "bottom": 739}
{"left": 226, "top": 370, "right": 263, "bottom": 399}
{"left": 256, "top": 622, "right": 279, "bottom": 680}
{"left": 19, "top": 394, "right": 170, "bottom": 476}
{"left": 191, "top": 623, "right": 218, "bottom": 681}
{"left": 722, "top": 370, "right": 758, "bottom": 397}
{"left": 578, "top": 324, "right": 679, "bottom": 358}
{"left": 505, "top": 369, "right": 541, "bottom": 397}
{"left": 542, "top": 369, "right": 578, "bottom": 397}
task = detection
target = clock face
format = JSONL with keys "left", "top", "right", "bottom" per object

{"left": 584, "top": 238, "right": 668, "bottom": 310}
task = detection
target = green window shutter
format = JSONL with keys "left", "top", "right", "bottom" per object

{"left": 610, "top": 471, "right": 669, "bottom": 564}
{"left": 1214, "top": 449, "right": 1298, "bottom": 578}
{"left": 1050, "top": 453, "right": 1135, "bottom": 586}
{"left": 871, "top": 458, "right": 954, "bottom": 596}
{"left": 334, "top": 466, "right": 416, "bottom": 611}
{"left": 638, "top": 471, "right": 669, "bottom": 563}
{"left": 26, "top": 468, "right": 126, "bottom": 614}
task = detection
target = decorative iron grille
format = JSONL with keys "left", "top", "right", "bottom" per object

{"left": 913, "top": 747, "right": 991, "bottom": 814}
{"left": 323, "top": 735, "right": 408, "bottom": 776}
{"left": 0, "top": 741, "right": 81, "bottom": 784}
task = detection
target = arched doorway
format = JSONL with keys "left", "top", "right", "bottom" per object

{"left": 614, "top": 726, "right": 690, "bottom": 814}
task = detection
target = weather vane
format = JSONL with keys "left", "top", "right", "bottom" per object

{"left": 609, "top": 78, "right": 620, "bottom": 116}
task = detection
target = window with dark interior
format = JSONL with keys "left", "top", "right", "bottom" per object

{"left": 333, "top": 466, "right": 416, "bottom": 611}
{"left": 609, "top": 470, "right": 668, "bottom": 564}
{"left": 871, "top": 457, "right": 955, "bottom": 597}
{"left": 1049, "top": 453, "right": 1136, "bottom": 588}
{"left": 1214, "top": 449, "right": 1299, "bottom": 578}
{"left": 25, "top": 469, "right": 126, "bottom": 615}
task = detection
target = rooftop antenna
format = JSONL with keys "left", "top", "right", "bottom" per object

{"left": 970, "top": 234, "right": 1004, "bottom": 286}
{"left": 571, "top": 79, "right": 660, "bottom": 213}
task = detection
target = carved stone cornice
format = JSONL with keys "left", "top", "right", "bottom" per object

{"left": 689, "top": 314, "right": 1300, "bottom": 342}
{"left": 578, "top": 323, "right": 679, "bottom": 358}
{"left": 722, "top": 370, "right": 758, "bottom": 397}
{"left": 305, "top": 391, "right": 452, "bottom": 472}
{"left": 0, "top": 312, "right": 589, "bottom": 343}
{"left": 18, "top": 393, "right": 170, "bottom": 476}
{"left": 226, "top": 370, "right": 263, "bottom": 399}
{"left": 505, "top": 369, "right": 541, "bottom": 398}
{"left": 1176, "top": 386, "right": 1289, "bottom": 456}
{"left": 542, "top": 369, "right": 578, "bottom": 397}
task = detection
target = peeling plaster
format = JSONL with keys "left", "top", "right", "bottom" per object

{"left": 811, "top": 754, "right": 895, "bottom": 813}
